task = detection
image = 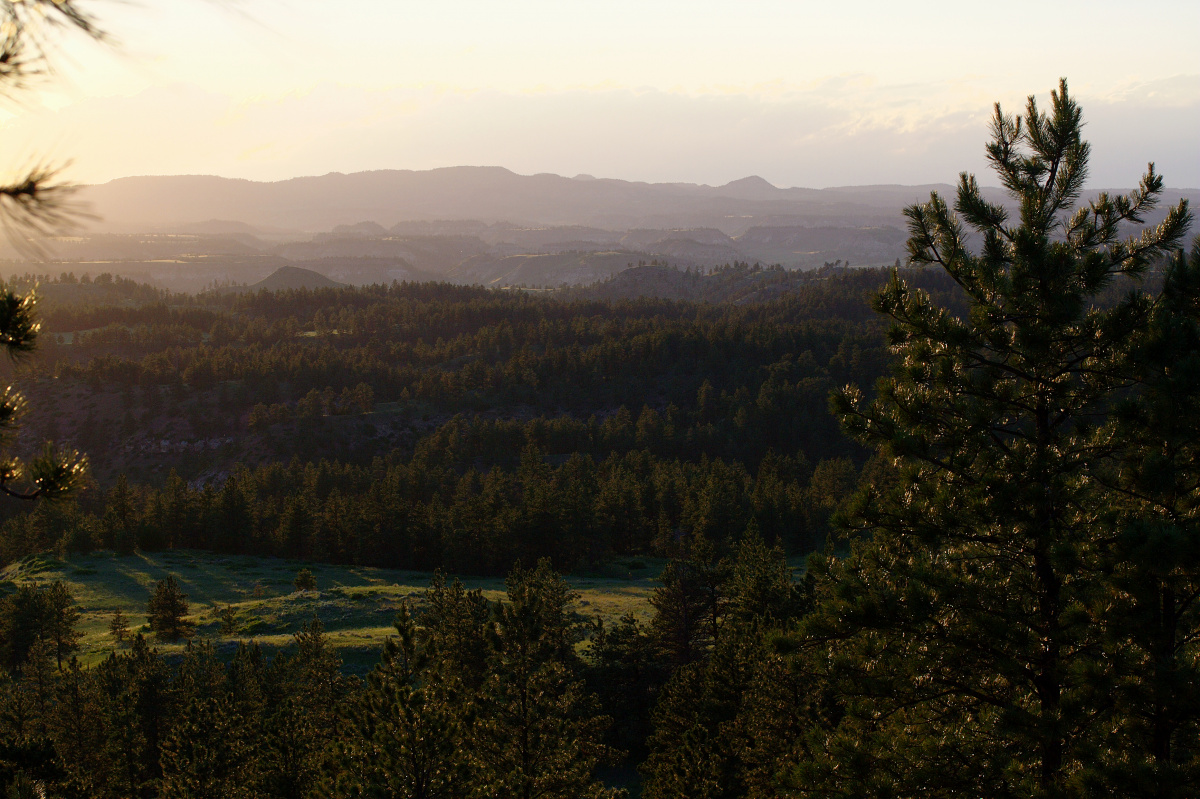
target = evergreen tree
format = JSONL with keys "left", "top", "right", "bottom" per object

{"left": 641, "top": 526, "right": 804, "bottom": 799}
{"left": 724, "top": 521, "right": 801, "bottom": 626}
{"left": 0, "top": 33, "right": 93, "bottom": 495}
{"left": 105, "top": 475, "right": 137, "bottom": 555}
{"left": 1086, "top": 239, "right": 1200, "bottom": 795}
{"left": 223, "top": 643, "right": 268, "bottom": 794}
{"left": 421, "top": 572, "right": 491, "bottom": 691}
{"left": 650, "top": 535, "right": 728, "bottom": 668}
{"left": 147, "top": 576, "right": 194, "bottom": 642}
{"left": 42, "top": 582, "right": 80, "bottom": 670}
{"left": 159, "top": 642, "right": 252, "bottom": 799}
{"left": 108, "top": 608, "right": 131, "bottom": 646}
{"left": 0, "top": 582, "right": 79, "bottom": 673}
{"left": 217, "top": 605, "right": 238, "bottom": 637}
{"left": 469, "top": 560, "right": 620, "bottom": 799}
{"left": 16, "top": 639, "right": 56, "bottom": 739}
{"left": 324, "top": 605, "right": 467, "bottom": 799}
{"left": 292, "top": 568, "right": 317, "bottom": 592}
{"left": 259, "top": 619, "right": 347, "bottom": 799}
{"left": 91, "top": 635, "right": 173, "bottom": 798}
{"left": 641, "top": 628, "right": 764, "bottom": 799}
{"left": 588, "top": 612, "right": 661, "bottom": 763}
{"left": 804, "top": 80, "right": 1194, "bottom": 797}
{"left": 48, "top": 657, "right": 107, "bottom": 795}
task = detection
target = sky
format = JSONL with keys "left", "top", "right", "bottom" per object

{"left": 0, "top": 0, "right": 1195, "bottom": 189}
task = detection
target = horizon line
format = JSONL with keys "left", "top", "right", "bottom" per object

{"left": 82, "top": 166, "right": 1200, "bottom": 194}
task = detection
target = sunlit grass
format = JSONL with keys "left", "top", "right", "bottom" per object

{"left": 0, "top": 550, "right": 659, "bottom": 671}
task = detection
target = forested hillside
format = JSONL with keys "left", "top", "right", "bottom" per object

{"left": 0, "top": 264, "right": 966, "bottom": 573}
{"left": 0, "top": 261, "right": 917, "bottom": 796}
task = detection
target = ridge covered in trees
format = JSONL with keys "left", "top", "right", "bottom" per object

{"left": 0, "top": 264, "right": 962, "bottom": 572}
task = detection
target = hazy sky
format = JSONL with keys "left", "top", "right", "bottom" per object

{"left": 0, "top": 0, "right": 1196, "bottom": 188}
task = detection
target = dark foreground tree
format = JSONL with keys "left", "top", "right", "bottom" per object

{"left": 158, "top": 641, "right": 254, "bottom": 799}
{"left": 0, "top": 581, "right": 80, "bottom": 673}
{"left": 324, "top": 605, "right": 467, "bottom": 799}
{"left": 650, "top": 534, "right": 729, "bottom": 668}
{"left": 0, "top": 1, "right": 96, "bottom": 504}
{"left": 794, "top": 79, "right": 1196, "bottom": 799}
{"left": 323, "top": 562, "right": 620, "bottom": 799}
{"left": 470, "top": 560, "right": 621, "bottom": 799}
{"left": 1090, "top": 239, "right": 1200, "bottom": 794}
{"left": 641, "top": 530, "right": 804, "bottom": 799}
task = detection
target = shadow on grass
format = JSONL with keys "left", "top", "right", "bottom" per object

{"left": 14, "top": 548, "right": 656, "bottom": 670}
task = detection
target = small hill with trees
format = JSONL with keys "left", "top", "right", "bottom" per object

{"left": 237, "top": 265, "right": 346, "bottom": 293}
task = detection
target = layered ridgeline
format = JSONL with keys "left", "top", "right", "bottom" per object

{"left": 76, "top": 170, "right": 988, "bottom": 232}
{"left": 5, "top": 169, "right": 1191, "bottom": 290}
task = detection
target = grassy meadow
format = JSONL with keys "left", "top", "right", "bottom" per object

{"left": 0, "top": 550, "right": 661, "bottom": 673}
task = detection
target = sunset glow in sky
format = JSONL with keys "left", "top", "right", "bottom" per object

{"left": 1, "top": 0, "right": 1196, "bottom": 188}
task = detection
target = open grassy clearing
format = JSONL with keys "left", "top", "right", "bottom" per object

{"left": 0, "top": 550, "right": 661, "bottom": 673}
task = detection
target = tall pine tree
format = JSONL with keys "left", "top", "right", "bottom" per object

{"left": 469, "top": 560, "right": 620, "bottom": 799}
{"left": 323, "top": 605, "right": 467, "bottom": 799}
{"left": 801, "top": 79, "right": 1194, "bottom": 798}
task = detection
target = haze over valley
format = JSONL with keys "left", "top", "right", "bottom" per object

{"left": 6, "top": 167, "right": 1194, "bottom": 292}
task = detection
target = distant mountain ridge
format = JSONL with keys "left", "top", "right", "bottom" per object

{"left": 7, "top": 167, "right": 1188, "bottom": 293}
{"left": 77, "top": 166, "right": 1197, "bottom": 243}
{"left": 64, "top": 167, "right": 978, "bottom": 236}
